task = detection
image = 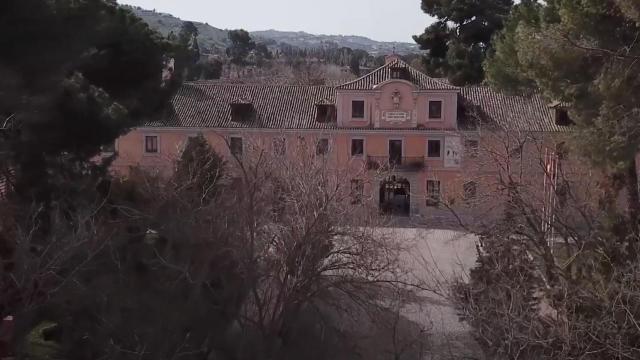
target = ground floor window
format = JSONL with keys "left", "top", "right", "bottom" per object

{"left": 426, "top": 180, "right": 441, "bottom": 207}
{"left": 316, "top": 138, "right": 329, "bottom": 155}
{"left": 463, "top": 181, "right": 477, "bottom": 200}
{"left": 350, "top": 179, "right": 364, "bottom": 204}
{"left": 144, "top": 135, "right": 159, "bottom": 153}
{"left": 229, "top": 136, "right": 243, "bottom": 157}
{"left": 351, "top": 138, "right": 364, "bottom": 157}
{"left": 273, "top": 137, "right": 286, "bottom": 156}
{"left": 379, "top": 177, "right": 410, "bottom": 216}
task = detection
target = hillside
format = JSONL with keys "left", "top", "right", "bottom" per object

{"left": 126, "top": 6, "right": 419, "bottom": 55}
{"left": 127, "top": 6, "right": 228, "bottom": 52}
{"left": 252, "top": 30, "right": 418, "bottom": 55}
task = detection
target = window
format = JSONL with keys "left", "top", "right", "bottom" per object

{"left": 464, "top": 139, "right": 479, "bottom": 158}
{"left": 316, "top": 138, "right": 329, "bottom": 155}
{"left": 229, "top": 136, "right": 243, "bottom": 157}
{"left": 352, "top": 100, "right": 365, "bottom": 119}
{"left": 428, "top": 100, "right": 442, "bottom": 119}
{"left": 298, "top": 136, "right": 307, "bottom": 150}
{"left": 463, "top": 181, "right": 477, "bottom": 200}
{"left": 351, "top": 138, "right": 364, "bottom": 157}
{"left": 350, "top": 179, "right": 364, "bottom": 205}
{"left": 426, "top": 180, "right": 441, "bottom": 206}
{"left": 555, "top": 108, "right": 573, "bottom": 126}
{"left": 144, "top": 135, "right": 159, "bottom": 153}
{"left": 427, "top": 139, "right": 441, "bottom": 158}
{"left": 316, "top": 104, "right": 335, "bottom": 123}
{"left": 273, "top": 137, "right": 286, "bottom": 156}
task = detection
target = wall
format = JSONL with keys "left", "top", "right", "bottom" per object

{"left": 336, "top": 80, "right": 458, "bottom": 130}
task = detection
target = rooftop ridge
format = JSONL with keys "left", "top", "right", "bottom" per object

{"left": 336, "top": 58, "right": 458, "bottom": 91}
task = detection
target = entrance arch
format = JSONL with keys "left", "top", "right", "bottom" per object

{"left": 379, "top": 176, "right": 410, "bottom": 216}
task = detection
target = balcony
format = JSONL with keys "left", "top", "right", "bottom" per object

{"left": 366, "top": 156, "right": 425, "bottom": 172}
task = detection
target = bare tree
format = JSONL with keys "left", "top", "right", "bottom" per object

{"left": 449, "top": 123, "right": 640, "bottom": 359}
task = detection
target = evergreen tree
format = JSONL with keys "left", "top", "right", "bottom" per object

{"left": 485, "top": 0, "right": 640, "bottom": 223}
{"left": 0, "top": 0, "right": 185, "bottom": 203}
{"left": 413, "top": 0, "right": 514, "bottom": 85}
{"left": 226, "top": 29, "right": 256, "bottom": 65}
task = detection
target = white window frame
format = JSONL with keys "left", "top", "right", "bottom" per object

{"left": 143, "top": 134, "right": 160, "bottom": 155}
{"left": 426, "top": 137, "right": 444, "bottom": 159}
{"left": 427, "top": 98, "right": 445, "bottom": 121}
{"left": 350, "top": 137, "right": 366, "bottom": 158}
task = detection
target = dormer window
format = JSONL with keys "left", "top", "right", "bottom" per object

{"left": 315, "top": 101, "right": 336, "bottom": 123}
{"left": 230, "top": 99, "right": 254, "bottom": 122}
{"left": 390, "top": 67, "right": 409, "bottom": 80}
{"left": 549, "top": 101, "right": 574, "bottom": 126}
{"left": 555, "top": 108, "right": 573, "bottom": 126}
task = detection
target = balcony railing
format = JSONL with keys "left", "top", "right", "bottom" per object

{"left": 366, "top": 156, "right": 425, "bottom": 171}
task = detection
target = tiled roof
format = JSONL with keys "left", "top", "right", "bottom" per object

{"left": 459, "top": 86, "right": 567, "bottom": 132}
{"left": 336, "top": 59, "right": 458, "bottom": 91}
{"left": 148, "top": 84, "right": 338, "bottom": 129}
{"left": 145, "top": 61, "right": 568, "bottom": 133}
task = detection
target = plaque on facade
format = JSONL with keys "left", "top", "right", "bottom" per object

{"left": 384, "top": 111, "right": 409, "bottom": 122}
{"left": 444, "top": 136, "right": 462, "bottom": 167}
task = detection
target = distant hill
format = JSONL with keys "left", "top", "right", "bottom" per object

{"left": 126, "top": 6, "right": 419, "bottom": 56}
{"left": 127, "top": 6, "right": 228, "bottom": 52}
{"left": 252, "top": 30, "right": 418, "bottom": 56}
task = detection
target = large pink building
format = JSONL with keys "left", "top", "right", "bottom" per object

{"left": 111, "top": 56, "right": 570, "bottom": 221}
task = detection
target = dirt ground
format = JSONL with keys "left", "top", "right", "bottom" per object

{"left": 376, "top": 227, "right": 484, "bottom": 360}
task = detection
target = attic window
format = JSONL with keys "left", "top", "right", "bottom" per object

{"left": 555, "top": 108, "right": 573, "bottom": 126}
{"left": 230, "top": 100, "right": 254, "bottom": 122}
{"left": 549, "top": 101, "right": 574, "bottom": 126}
{"left": 390, "top": 67, "right": 409, "bottom": 80}
{"left": 316, "top": 102, "right": 336, "bottom": 123}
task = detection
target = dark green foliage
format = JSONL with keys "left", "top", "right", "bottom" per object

{"left": 174, "top": 134, "right": 225, "bottom": 203}
{"left": 226, "top": 29, "right": 256, "bottom": 65}
{"left": 453, "top": 233, "right": 546, "bottom": 358}
{"left": 195, "top": 58, "right": 224, "bottom": 80}
{"left": 0, "top": 0, "right": 183, "bottom": 202}
{"left": 413, "top": 0, "right": 514, "bottom": 85}
{"left": 485, "top": 0, "right": 640, "bottom": 216}
{"left": 15, "top": 171, "right": 247, "bottom": 359}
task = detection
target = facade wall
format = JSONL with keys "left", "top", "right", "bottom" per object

{"left": 112, "top": 126, "right": 567, "bottom": 223}
{"left": 336, "top": 84, "right": 458, "bottom": 130}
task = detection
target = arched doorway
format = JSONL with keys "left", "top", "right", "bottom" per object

{"left": 379, "top": 176, "right": 410, "bottom": 216}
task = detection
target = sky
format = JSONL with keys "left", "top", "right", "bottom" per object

{"left": 117, "top": 0, "right": 434, "bottom": 43}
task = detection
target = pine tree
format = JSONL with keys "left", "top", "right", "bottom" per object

{"left": 485, "top": 0, "right": 640, "bottom": 225}
{"left": 413, "top": 0, "right": 514, "bottom": 85}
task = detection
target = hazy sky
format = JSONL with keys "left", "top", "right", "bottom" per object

{"left": 117, "top": 0, "right": 434, "bottom": 43}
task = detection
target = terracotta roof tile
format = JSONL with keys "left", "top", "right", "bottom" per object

{"left": 145, "top": 65, "right": 568, "bottom": 133}
{"left": 148, "top": 84, "right": 338, "bottom": 129}
{"left": 459, "top": 86, "right": 568, "bottom": 132}
{"left": 336, "top": 59, "right": 458, "bottom": 91}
